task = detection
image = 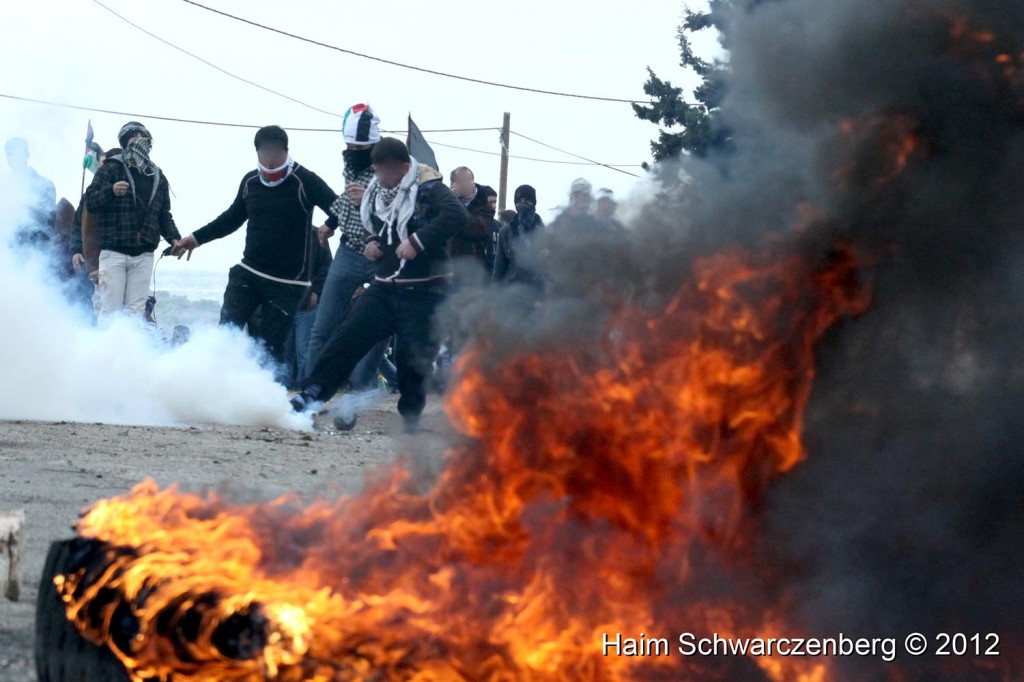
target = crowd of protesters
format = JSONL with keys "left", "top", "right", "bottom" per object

{"left": 2, "top": 107, "right": 625, "bottom": 432}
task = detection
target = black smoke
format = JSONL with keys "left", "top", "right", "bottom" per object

{"left": 707, "top": 0, "right": 1024, "bottom": 679}
{"left": 447, "top": 0, "right": 1024, "bottom": 679}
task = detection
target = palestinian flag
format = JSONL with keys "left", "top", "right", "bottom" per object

{"left": 407, "top": 115, "right": 439, "bottom": 173}
{"left": 83, "top": 120, "right": 101, "bottom": 173}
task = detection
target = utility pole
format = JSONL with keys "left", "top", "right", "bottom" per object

{"left": 498, "top": 112, "right": 511, "bottom": 211}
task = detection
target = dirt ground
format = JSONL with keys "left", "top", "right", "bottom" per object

{"left": 0, "top": 396, "right": 452, "bottom": 682}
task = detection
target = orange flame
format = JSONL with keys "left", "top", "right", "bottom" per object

{"left": 834, "top": 115, "right": 922, "bottom": 186}
{"left": 58, "top": 242, "right": 876, "bottom": 681}
{"left": 945, "top": 13, "right": 1024, "bottom": 88}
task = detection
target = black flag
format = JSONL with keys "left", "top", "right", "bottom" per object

{"left": 407, "top": 115, "right": 439, "bottom": 173}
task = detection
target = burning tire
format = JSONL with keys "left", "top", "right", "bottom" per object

{"left": 34, "top": 539, "right": 130, "bottom": 682}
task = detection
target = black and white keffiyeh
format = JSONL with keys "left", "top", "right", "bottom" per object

{"left": 328, "top": 162, "right": 375, "bottom": 250}
{"left": 124, "top": 137, "right": 157, "bottom": 176}
{"left": 360, "top": 158, "right": 420, "bottom": 245}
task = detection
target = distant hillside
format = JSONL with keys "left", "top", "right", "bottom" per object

{"left": 151, "top": 290, "right": 221, "bottom": 330}
{"left": 153, "top": 268, "right": 227, "bottom": 303}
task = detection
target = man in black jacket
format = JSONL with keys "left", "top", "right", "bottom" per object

{"left": 448, "top": 166, "right": 497, "bottom": 271}
{"left": 292, "top": 138, "right": 468, "bottom": 431}
{"left": 173, "top": 126, "right": 339, "bottom": 366}
{"left": 84, "top": 122, "right": 181, "bottom": 318}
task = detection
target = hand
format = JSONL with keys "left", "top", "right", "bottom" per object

{"left": 364, "top": 241, "right": 383, "bottom": 261}
{"left": 317, "top": 223, "right": 334, "bottom": 247}
{"left": 172, "top": 235, "right": 199, "bottom": 261}
{"left": 396, "top": 239, "right": 418, "bottom": 260}
{"left": 71, "top": 253, "right": 85, "bottom": 269}
{"left": 88, "top": 270, "right": 99, "bottom": 283}
{"left": 308, "top": 292, "right": 319, "bottom": 309}
{"left": 112, "top": 181, "right": 130, "bottom": 198}
{"left": 346, "top": 182, "right": 366, "bottom": 205}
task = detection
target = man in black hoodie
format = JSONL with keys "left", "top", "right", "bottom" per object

{"left": 292, "top": 138, "right": 467, "bottom": 431}
{"left": 494, "top": 184, "right": 545, "bottom": 285}
{"left": 172, "top": 126, "right": 339, "bottom": 366}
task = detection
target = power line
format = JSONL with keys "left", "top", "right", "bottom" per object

{"left": 180, "top": 0, "right": 653, "bottom": 106}
{"left": 91, "top": 0, "right": 343, "bottom": 119}
{"left": 429, "top": 140, "right": 644, "bottom": 168}
{"left": 91, "top": 0, "right": 503, "bottom": 137}
{"left": 0, "top": 93, "right": 487, "bottom": 134}
{"left": 510, "top": 130, "right": 642, "bottom": 178}
{"left": 0, "top": 92, "right": 285, "bottom": 130}
{"left": 0, "top": 93, "right": 645, "bottom": 171}
{"left": 385, "top": 128, "right": 497, "bottom": 134}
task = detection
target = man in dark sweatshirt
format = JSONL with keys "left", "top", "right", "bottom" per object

{"left": 172, "top": 125, "right": 339, "bottom": 366}
{"left": 291, "top": 138, "right": 468, "bottom": 431}
{"left": 494, "top": 184, "right": 545, "bottom": 286}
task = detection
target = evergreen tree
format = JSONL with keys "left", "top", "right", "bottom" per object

{"left": 634, "top": 2, "right": 736, "bottom": 166}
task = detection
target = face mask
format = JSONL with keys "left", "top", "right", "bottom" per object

{"left": 343, "top": 147, "right": 373, "bottom": 173}
{"left": 125, "top": 136, "right": 155, "bottom": 174}
{"left": 257, "top": 155, "right": 295, "bottom": 187}
{"left": 129, "top": 137, "right": 152, "bottom": 156}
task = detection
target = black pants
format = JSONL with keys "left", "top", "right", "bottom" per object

{"left": 304, "top": 283, "right": 445, "bottom": 419}
{"left": 220, "top": 265, "right": 307, "bottom": 365}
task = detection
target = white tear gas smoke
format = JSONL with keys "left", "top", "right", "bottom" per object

{"left": 0, "top": 189, "right": 309, "bottom": 430}
{"left": 327, "top": 386, "right": 389, "bottom": 423}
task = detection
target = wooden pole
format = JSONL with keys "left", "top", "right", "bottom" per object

{"left": 498, "top": 112, "right": 510, "bottom": 211}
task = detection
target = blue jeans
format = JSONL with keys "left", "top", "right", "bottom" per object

{"left": 292, "top": 307, "right": 317, "bottom": 384}
{"left": 281, "top": 307, "right": 317, "bottom": 388}
{"left": 305, "top": 246, "right": 385, "bottom": 387}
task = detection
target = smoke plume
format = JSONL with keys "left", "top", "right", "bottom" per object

{"left": 0, "top": 188, "right": 308, "bottom": 429}
{"left": 453, "top": 0, "right": 1024, "bottom": 676}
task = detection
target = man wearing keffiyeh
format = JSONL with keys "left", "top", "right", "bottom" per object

{"left": 305, "top": 103, "right": 386, "bottom": 386}
{"left": 83, "top": 121, "right": 181, "bottom": 319}
{"left": 292, "top": 138, "right": 468, "bottom": 432}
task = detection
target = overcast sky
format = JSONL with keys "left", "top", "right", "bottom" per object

{"left": 1, "top": 0, "right": 712, "bottom": 276}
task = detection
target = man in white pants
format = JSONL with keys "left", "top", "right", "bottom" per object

{"left": 84, "top": 121, "right": 181, "bottom": 318}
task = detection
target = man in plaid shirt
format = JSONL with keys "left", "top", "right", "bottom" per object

{"left": 84, "top": 122, "right": 181, "bottom": 319}
{"left": 306, "top": 103, "right": 388, "bottom": 386}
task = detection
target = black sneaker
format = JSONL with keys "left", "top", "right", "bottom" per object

{"left": 290, "top": 393, "right": 310, "bottom": 413}
{"left": 291, "top": 385, "right": 324, "bottom": 413}
{"left": 333, "top": 413, "right": 357, "bottom": 431}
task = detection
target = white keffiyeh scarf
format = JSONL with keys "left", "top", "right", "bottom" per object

{"left": 359, "top": 158, "right": 420, "bottom": 245}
